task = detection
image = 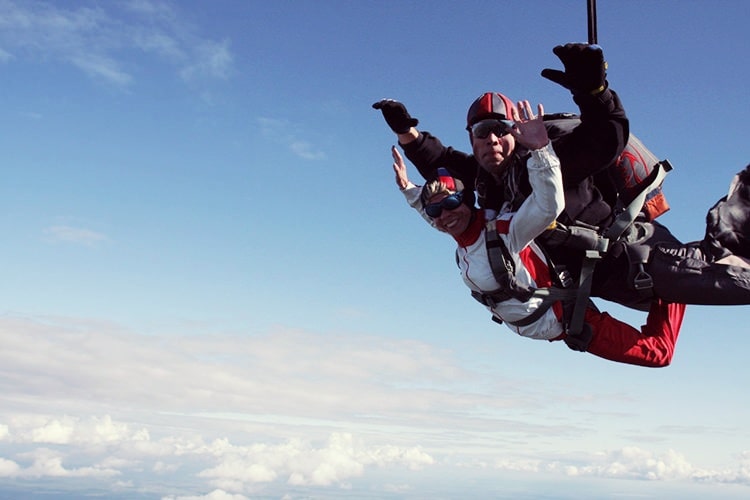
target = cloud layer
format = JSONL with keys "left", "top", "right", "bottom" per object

{"left": 1, "top": 314, "right": 749, "bottom": 497}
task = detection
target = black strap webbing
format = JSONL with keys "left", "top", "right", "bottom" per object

{"left": 565, "top": 249, "right": 601, "bottom": 336}
{"left": 485, "top": 221, "right": 515, "bottom": 277}
{"left": 605, "top": 160, "right": 672, "bottom": 241}
{"left": 485, "top": 220, "right": 534, "bottom": 302}
{"left": 567, "top": 160, "right": 672, "bottom": 339}
{"left": 479, "top": 160, "right": 671, "bottom": 339}
{"left": 506, "top": 287, "right": 578, "bottom": 327}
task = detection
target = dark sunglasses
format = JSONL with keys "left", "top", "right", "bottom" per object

{"left": 469, "top": 119, "right": 514, "bottom": 139}
{"left": 425, "top": 191, "right": 464, "bottom": 218}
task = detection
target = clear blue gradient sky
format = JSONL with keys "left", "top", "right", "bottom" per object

{"left": 0, "top": 1, "right": 749, "bottom": 498}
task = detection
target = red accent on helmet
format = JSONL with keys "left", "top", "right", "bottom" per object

{"left": 466, "top": 92, "right": 515, "bottom": 130}
{"left": 420, "top": 167, "right": 472, "bottom": 208}
{"left": 437, "top": 167, "right": 458, "bottom": 191}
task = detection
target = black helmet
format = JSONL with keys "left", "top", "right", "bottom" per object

{"left": 466, "top": 92, "right": 514, "bottom": 130}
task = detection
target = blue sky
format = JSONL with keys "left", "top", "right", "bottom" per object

{"left": 0, "top": 0, "right": 749, "bottom": 498}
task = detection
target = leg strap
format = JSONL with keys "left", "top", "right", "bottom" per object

{"left": 564, "top": 250, "right": 601, "bottom": 351}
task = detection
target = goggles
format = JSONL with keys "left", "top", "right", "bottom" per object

{"left": 424, "top": 191, "right": 464, "bottom": 218}
{"left": 469, "top": 119, "right": 514, "bottom": 139}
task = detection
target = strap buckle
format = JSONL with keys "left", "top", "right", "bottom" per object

{"left": 472, "top": 290, "right": 501, "bottom": 308}
{"left": 633, "top": 264, "right": 653, "bottom": 290}
{"left": 557, "top": 268, "right": 574, "bottom": 289}
{"left": 483, "top": 294, "right": 497, "bottom": 308}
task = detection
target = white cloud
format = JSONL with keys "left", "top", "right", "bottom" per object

{"left": 488, "top": 446, "right": 750, "bottom": 485}
{"left": 69, "top": 52, "right": 133, "bottom": 86}
{"left": 133, "top": 30, "right": 183, "bottom": 60}
{"left": 180, "top": 39, "right": 232, "bottom": 81}
{"left": 153, "top": 460, "right": 180, "bottom": 474}
{"left": 30, "top": 418, "right": 73, "bottom": 444}
{"left": 197, "top": 433, "right": 432, "bottom": 489}
{"left": 43, "top": 225, "right": 108, "bottom": 246}
{"left": 24, "top": 415, "right": 144, "bottom": 445}
{"left": 12, "top": 448, "right": 120, "bottom": 478}
{"left": 561, "top": 447, "right": 694, "bottom": 480}
{"left": 290, "top": 141, "right": 326, "bottom": 160}
{"left": 0, "top": 0, "right": 233, "bottom": 87}
{"left": 163, "top": 489, "right": 250, "bottom": 500}
{"left": 258, "top": 117, "right": 327, "bottom": 161}
{"left": 0, "top": 457, "right": 21, "bottom": 476}
{"left": 121, "top": 0, "right": 176, "bottom": 19}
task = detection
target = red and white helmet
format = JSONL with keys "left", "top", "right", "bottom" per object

{"left": 465, "top": 92, "right": 515, "bottom": 130}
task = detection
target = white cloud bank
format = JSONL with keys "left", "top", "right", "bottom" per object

{"left": 0, "top": 314, "right": 749, "bottom": 498}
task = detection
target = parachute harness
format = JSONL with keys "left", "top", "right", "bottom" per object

{"left": 472, "top": 159, "right": 673, "bottom": 351}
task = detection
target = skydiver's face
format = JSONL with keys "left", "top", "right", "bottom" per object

{"left": 470, "top": 129, "right": 516, "bottom": 177}
{"left": 427, "top": 193, "right": 472, "bottom": 238}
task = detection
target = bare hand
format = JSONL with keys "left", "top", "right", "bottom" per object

{"left": 508, "top": 101, "right": 549, "bottom": 151}
{"left": 392, "top": 146, "right": 410, "bottom": 189}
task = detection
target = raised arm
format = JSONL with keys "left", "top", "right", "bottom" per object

{"left": 391, "top": 146, "right": 437, "bottom": 228}
{"left": 541, "top": 43, "right": 629, "bottom": 186}
{"left": 374, "top": 99, "right": 478, "bottom": 187}
{"left": 504, "top": 102, "right": 565, "bottom": 252}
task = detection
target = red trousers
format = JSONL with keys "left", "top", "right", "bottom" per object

{"left": 559, "top": 300, "right": 686, "bottom": 367}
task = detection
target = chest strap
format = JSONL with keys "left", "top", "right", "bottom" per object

{"left": 479, "top": 220, "right": 578, "bottom": 327}
{"left": 471, "top": 286, "right": 578, "bottom": 326}
{"left": 484, "top": 220, "right": 535, "bottom": 303}
{"left": 476, "top": 160, "right": 672, "bottom": 344}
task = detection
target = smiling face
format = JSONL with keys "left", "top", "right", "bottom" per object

{"left": 427, "top": 192, "right": 473, "bottom": 238}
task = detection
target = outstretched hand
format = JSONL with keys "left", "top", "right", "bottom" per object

{"left": 508, "top": 101, "right": 549, "bottom": 151}
{"left": 373, "top": 99, "right": 419, "bottom": 134}
{"left": 391, "top": 146, "right": 410, "bottom": 189}
{"left": 541, "top": 43, "right": 607, "bottom": 95}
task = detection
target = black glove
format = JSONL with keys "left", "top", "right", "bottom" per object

{"left": 372, "top": 99, "right": 418, "bottom": 134}
{"left": 564, "top": 322, "right": 593, "bottom": 352}
{"left": 541, "top": 43, "right": 607, "bottom": 95}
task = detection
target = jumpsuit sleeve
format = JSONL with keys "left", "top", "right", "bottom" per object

{"left": 553, "top": 88, "right": 629, "bottom": 187}
{"left": 400, "top": 131, "right": 479, "bottom": 189}
{"left": 505, "top": 143, "right": 564, "bottom": 253}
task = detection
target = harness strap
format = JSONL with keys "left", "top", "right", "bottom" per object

{"left": 507, "top": 287, "right": 578, "bottom": 327}
{"left": 565, "top": 162, "right": 672, "bottom": 346}
{"left": 566, "top": 249, "right": 601, "bottom": 337}
{"left": 485, "top": 220, "right": 514, "bottom": 275}
{"left": 471, "top": 286, "right": 578, "bottom": 327}
{"left": 477, "top": 161, "right": 672, "bottom": 347}
{"left": 471, "top": 289, "right": 512, "bottom": 308}
{"left": 485, "top": 220, "right": 535, "bottom": 302}
{"left": 605, "top": 160, "right": 672, "bottom": 241}
{"left": 611, "top": 226, "right": 655, "bottom": 298}
{"left": 566, "top": 223, "right": 609, "bottom": 252}
{"left": 480, "top": 218, "right": 592, "bottom": 334}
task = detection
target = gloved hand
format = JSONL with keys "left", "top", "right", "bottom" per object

{"left": 541, "top": 43, "right": 607, "bottom": 95}
{"left": 372, "top": 99, "right": 418, "bottom": 134}
{"left": 563, "top": 322, "right": 593, "bottom": 352}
